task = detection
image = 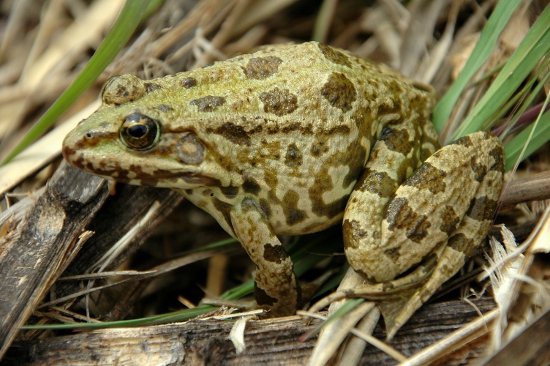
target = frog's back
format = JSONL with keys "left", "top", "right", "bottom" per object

{"left": 167, "top": 42, "right": 435, "bottom": 137}
{"left": 63, "top": 42, "right": 435, "bottom": 236}
{"left": 176, "top": 42, "right": 436, "bottom": 233}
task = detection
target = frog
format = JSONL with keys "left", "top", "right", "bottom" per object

{"left": 62, "top": 41, "right": 504, "bottom": 338}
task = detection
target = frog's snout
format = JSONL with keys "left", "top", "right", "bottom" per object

{"left": 61, "top": 131, "right": 78, "bottom": 163}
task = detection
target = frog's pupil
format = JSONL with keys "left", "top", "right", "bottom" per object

{"left": 128, "top": 124, "right": 148, "bottom": 138}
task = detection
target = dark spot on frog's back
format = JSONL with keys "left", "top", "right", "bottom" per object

{"left": 310, "top": 139, "right": 330, "bottom": 157}
{"left": 285, "top": 143, "right": 302, "bottom": 167}
{"left": 144, "top": 82, "right": 162, "bottom": 93}
{"left": 317, "top": 43, "right": 352, "bottom": 68}
{"left": 326, "top": 125, "right": 351, "bottom": 135}
{"left": 281, "top": 122, "right": 303, "bottom": 134}
{"left": 263, "top": 243, "right": 290, "bottom": 263}
{"left": 156, "top": 104, "right": 173, "bottom": 112}
{"left": 190, "top": 95, "right": 226, "bottom": 112}
{"left": 259, "top": 88, "right": 298, "bottom": 116}
{"left": 211, "top": 122, "right": 251, "bottom": 146}
{"left": 321, "top": 72, "right": 356, "bottom": 112}
{"left": 181, "top": 77, "right": 197, "bottom": 88}
{"left": 244, "top": 56, "right": 282, "bottom": 79}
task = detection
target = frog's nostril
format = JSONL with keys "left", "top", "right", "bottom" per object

{"left": 85, "top": 132, "right": 93, "bottom": 139}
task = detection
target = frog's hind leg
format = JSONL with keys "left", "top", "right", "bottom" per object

{"left": 383, "top": 132, "right": 504, "bottom": 338}
{"left": 344, "top": 131, "right": 504, "bottom": 339}
{"left": 343, "top": 118, "right": 439, "bottom": 284}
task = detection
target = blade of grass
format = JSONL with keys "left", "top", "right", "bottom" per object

{"left": 1, "top": 0, "right": 154, "bottom": 165}
{"left": 312, "top": 0, "right": 338, "bottom": 43}
{"left": 300, "top": 298, "right": 364, "bottom": 341}
{"left": 20, "top": 304, "right": 219, "bottom": 330}
{"left": 432, "top": 0, "right": 522, "bottom": 133}
{"left": 505, "top": 109, "right": 550, "bottom": 172}
{"left": 499, "top": 66, "right": 550, "bottom": 137}
{"left": 448, "top": 6, "right": 550, "bottom": 142}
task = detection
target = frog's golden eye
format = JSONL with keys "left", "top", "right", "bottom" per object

{"left": 119, "top": 113, "right": 161, "bottom": 150}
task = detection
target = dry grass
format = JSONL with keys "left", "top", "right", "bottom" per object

{"left": 0, "top": 0, "right": 549, "bottom": 365}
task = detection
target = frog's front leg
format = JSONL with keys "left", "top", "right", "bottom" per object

{"left": 230, "top": 198, "right": 299, "bottom": 316}
{"left": 343, "top": 130, "right": 504, "bottom": 338}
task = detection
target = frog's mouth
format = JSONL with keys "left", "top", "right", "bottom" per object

{"left": 106, "top": 172, "right": 220, "bottom": 188}
{"left": 63, "top": 145, "right": 219, "bottom": 189}
{"left": 66, "top": 156, "right": 211, "bottom": 187}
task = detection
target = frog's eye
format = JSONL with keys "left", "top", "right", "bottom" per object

{"left": 177, "top": 133, "right": 205, "bottom": 165}
{"left": 119, "top": 113, "right": 161, "bottom": 150}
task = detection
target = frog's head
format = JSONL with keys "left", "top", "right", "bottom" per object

{"left": 62, "top": 74, "right": 230, "bottom": 189}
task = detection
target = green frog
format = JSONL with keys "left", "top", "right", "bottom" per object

{"left": 63, "top": 42, "right": 504, "bottom": 338}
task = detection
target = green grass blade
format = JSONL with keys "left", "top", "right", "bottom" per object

{"left": 500, "top": 68, "right": 550, "bottom": 138}
{"left": 505, "top": 108, "right": 550, "bottom": 172}
{"left": 449, "top": 6, "right": 550, "bottom": 142}
{"left": 433, "top": 0, "right": 522, "bottom": 133}
{"left": 20, "top": 304, "right": 218, "bottom": 330}
{"left": 1, "top": 0, "right": 153, "bottom": 165}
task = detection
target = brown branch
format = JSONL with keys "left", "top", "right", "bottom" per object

{"left": 2, "top": 297, "right": 496, "bottom": 365}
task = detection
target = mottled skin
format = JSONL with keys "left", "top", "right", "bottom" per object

{"left": 63, "top": 42, "right": 504, "bottom": 337}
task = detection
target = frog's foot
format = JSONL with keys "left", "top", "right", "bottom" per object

{"left": 230, "top": 198, "right": 300, "bottom": 317}
{"left": 308, "top": 247, "right": 440, "bottom": 314}
{"left": 381, "top": 207, "right": 505, "bottom": 339}
{"left": 308, "top": 232, "right": 482, "bottom": 339}
{"left": 343, "top": 131, "right": 505, "bottom": 339}
{"left": 381, "top": 236, "right": 475, "bottom": 339}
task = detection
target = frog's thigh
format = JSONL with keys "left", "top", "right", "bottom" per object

{"left": 230, "top": 198, "right": 299, "bottom": 316}
{"left": 388, "top": 136, "right": 504, "bottom": 337}
{"left": 345, "top": 131, "right": 504, "bottom": 284}
{"left": 343, "top": 122, "right": 433, "bottom": 282}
